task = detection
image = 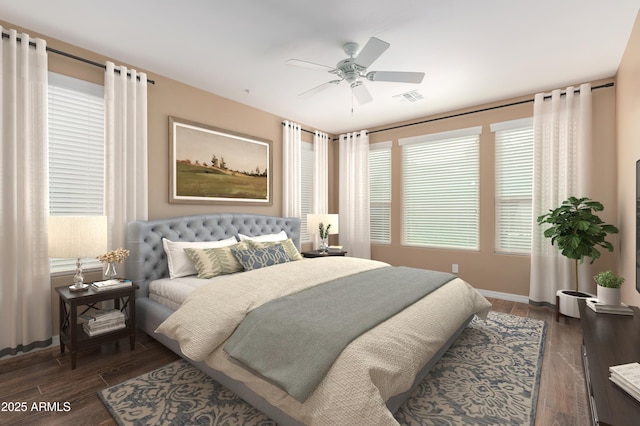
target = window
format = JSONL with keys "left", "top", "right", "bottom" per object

{"left": 399, "top": 126, "right": 481, "bottom": 250}
{"left": 300, "top": 141, "right": 314, "bottom": 243}
{"left": 369, "top": 142, "right": 392, "bottom": 243}
{"left": 492, "top": 118, "right": 534, "bottom": 254}
{"left": 48, "top": 72, "right": 105, "bottom": 273}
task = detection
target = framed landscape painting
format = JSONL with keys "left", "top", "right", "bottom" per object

{"left": 169, "top": 116, "right": 272, "bottom": 205}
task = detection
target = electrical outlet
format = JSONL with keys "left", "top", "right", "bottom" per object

{"left": 452, "top": 264, "right": 459, "bottom": 273}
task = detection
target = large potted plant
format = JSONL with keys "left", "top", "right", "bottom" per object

{"left": 537, "top": 196, "right": 618, "bottom": 318}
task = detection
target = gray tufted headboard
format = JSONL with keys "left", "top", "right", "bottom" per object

{"left": 126, "top": 213, "right": 301, "bottom": 298}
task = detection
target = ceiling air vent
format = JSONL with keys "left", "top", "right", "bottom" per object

{"left": 393, "top": 89, "right": 424, "bottom": 103}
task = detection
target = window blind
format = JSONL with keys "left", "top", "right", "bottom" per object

{"left": 492, "top": 118, "right": 534, "bottom": 254}
{"left": 369, "top": 142, "right": 392, "bottom": 244}
{"left": 48, "top": 72, "right": 105, "bottom": 273}
{"left": 300, "top": 141, "right": 314, "bottom": 243}
{"left": 399, "top": 127, "right": 481, "bottom": 250}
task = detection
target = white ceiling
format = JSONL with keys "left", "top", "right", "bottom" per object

{"left": 1, "top": 0, "right": 639, "bottom": 134}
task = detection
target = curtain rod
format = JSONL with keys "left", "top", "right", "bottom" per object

{"left": 335, "top": 82, "right": 614, "bottom": 139}
{"left": 361, "top": 82, "right": 614, "bottom": 137}
{"left": 281, "top": 121, "right": 316, "bottom": 135}
{"left": 1, "top": 31, "right": 156, "bottom": 85}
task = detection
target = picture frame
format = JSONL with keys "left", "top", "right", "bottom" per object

{"left": 169, "top": 116, "right": 272, "bottom": 205}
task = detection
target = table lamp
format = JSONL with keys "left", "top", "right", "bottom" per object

{"left": 48, "top": 216, "right": 108, "bottom": 291}
{"left": 307, "top": 213, "right": 339, "bottom": 253}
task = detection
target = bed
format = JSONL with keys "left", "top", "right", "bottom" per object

{"left": 127, "top": 213, "right": 491, "bottom": 425}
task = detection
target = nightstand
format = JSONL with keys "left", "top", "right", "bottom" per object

{"left": 55, "top": 283, "right": 138, "bottom": 369}
{"left": 301, "top": 249, "right": 348, "bottom": 258}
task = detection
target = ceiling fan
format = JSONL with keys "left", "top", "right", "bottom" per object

{"left": 286, "top": 37, "right": 425, "bottom": 105}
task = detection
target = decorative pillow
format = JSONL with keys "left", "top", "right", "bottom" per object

{"left": 246, "top": 238, "right": 303, "bottom": 261}
{"left": 238, "top": 230, "right": 288, "bottom": 243}
{"left": 162, "top": 236, "right": 237, "bottom": 279}
{"left": 231, "top": 244, "right": 291, "bottom": 271}
{"left": 184, "top": 241, "right": 252, "bottom": 279}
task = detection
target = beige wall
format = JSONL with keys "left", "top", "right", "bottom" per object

{"left": 616, "top": 11, "right": 640, "bottom": 307}
{"left": 366, "top": 80, "right": 618, "bottom": 298}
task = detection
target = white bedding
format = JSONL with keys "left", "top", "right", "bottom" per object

{"left": 149, "top": 276, "right": 211, "bottom": 310}
{"left": 156, "top": 257, "right": 492, "bottom": 425}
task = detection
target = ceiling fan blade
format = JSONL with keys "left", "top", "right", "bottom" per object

{"left": 366, "top": 71, "right": 425, "bottom": 84}
{"left": 298, "top": 79, "right": 342, "bottom": 98}
{"left": 351, "top": 82, "right": 373, "bottom": 105}
{"left": 286, "top": 59, "right": 335, "bottom": 72}
{"left": 354, "top": 37, "right": 390, "bottom": 68}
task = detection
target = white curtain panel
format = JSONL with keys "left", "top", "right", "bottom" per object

{"left": 312, "top": 130, "right": 329, "bottom": 213}
{"left": 339, "top": 131, "right": 371, "bottom": 259}
{"left": 282, "top": 121, "right": 301, "bottom": 217}
{"left": 104, "top": 62, "right": 148, "bottom": 251}
{"left": 312, "top": 130, "right": 329, "bottom": 248}
{"left": 529, "top": 84, "right": 592, "bottom": 304}
{"left": 0, "top": 28, "right": 52, "bottom": 356}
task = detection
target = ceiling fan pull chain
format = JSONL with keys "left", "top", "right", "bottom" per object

{"left": 351, "top": 89, "right": 355, "bottom": 116}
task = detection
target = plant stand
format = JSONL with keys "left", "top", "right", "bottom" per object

{"left": 555, "top": 289, "right": 594, "bottom": 321}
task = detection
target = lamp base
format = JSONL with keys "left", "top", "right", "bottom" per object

{"left": 68, "top": 258, "right": 89, "bottom": 291}
{"left": 68, "top": 283, "right": 89, "bottom": 292}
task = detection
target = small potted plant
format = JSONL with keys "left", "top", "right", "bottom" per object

{"left": 594, "top": 270, "right": 624, "bottom": 306}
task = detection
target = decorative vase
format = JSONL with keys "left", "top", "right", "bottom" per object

{"left": 597, "top": 286, "right": 621, "bottom": 306}
{"left": 104, "top": 262, "right": 118, "bottom": 280}
{"left": 319, "top": 237, "right": 328, "bottom": 253}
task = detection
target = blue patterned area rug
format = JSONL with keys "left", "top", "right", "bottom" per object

{"left": 99, "top": 311, "right": 546, "bottom": 425}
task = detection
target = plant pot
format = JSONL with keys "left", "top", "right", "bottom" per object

{"left": 597, "top": 286, "right": 621, "bottom": 306}
{"left": 557, "top": 289, "right": 594, "bottom": 318}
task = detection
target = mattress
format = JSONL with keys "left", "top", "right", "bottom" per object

{"left": 149, "top": 276, "right": 210, "bottom": 310}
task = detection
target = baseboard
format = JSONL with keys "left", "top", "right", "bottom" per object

{"left": 478, "top": 289, "right": 529, "bottom": 304}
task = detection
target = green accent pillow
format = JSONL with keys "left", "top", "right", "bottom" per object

{"left": 230, "top": 244, "right": 291, "bottom": 271}
{"left": 184, "top": 240, "right": 252, "bottom": 279}
{"left": 246, "top": 238, "right": 303, "bottom": 261}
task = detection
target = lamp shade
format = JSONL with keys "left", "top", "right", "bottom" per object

{"left": 306, "top": 214, "right": 339, "bottom": 235}
{"left": 48, "top": 216, "right": 108, "bottom": 258}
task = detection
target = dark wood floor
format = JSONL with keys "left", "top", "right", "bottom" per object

{"left": 0, "top": 298, "right": 586, "bottom": 426}
{"left": 489, "top": 299, "right": 590, "bottom": 426}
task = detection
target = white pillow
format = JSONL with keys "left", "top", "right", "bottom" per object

{"left": 238, "top": 230, "right": 288, "bottom": 243}
{"left": 162, "top": 237, "right": 237, "bottom": 279}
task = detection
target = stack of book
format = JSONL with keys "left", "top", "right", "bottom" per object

{"left": 586, "top": 298, "right": 634, "bottom": 315}
{"left": 91, "top": 279, "right": 132, "bottom": 292}
{"left": 610, "top": 362, "right": 640, "bottom": 403}
{"left": 78, "top": 308, "right": 125, "bottom": 336}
